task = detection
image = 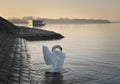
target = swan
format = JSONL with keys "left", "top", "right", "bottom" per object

{"left": 42, "top": 45, "right": 66, "bottom": 73}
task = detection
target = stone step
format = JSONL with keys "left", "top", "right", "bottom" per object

{"left": 0, "top": 33, "right": 38, "bottom": 84}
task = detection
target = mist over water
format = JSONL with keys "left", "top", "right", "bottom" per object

{"left": 26, "top": 23, "right": 120, "bottom": 84}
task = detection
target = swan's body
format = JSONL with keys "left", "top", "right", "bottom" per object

{"left": 42, "top": 45, "right": 66, "bottom": 73}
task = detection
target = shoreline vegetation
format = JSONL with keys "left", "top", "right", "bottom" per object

{"left": 8, "top": 16, "right": 111, "bottom": 24}
{"left": 0, "top": 16, "right": 64, "bottom": 41}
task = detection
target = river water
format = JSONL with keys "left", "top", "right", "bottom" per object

{"left": 26, "top": 23, "right": 120, "bottom": 84}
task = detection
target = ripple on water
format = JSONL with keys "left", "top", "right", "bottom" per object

{"left": 32, "top": 63, "right": 79, "bottom": 84}
{"left": 33, "top": 63, "right": 112, "bottom": 84}
{"left": 36, "top": 65, "right": 73, "bottom": 76}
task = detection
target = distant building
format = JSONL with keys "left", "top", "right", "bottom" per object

{"left": 28, "top": 20, "right": 45, "bottom": 27}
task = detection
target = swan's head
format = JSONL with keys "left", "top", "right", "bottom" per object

{"left": 52, "top": 45, "right": 62, "bottom": 52}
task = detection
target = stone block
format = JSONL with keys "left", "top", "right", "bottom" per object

{"left": 20, "top": 80, "right": 30, "bottom": 84}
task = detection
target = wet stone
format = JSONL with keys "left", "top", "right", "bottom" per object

{"left": 14, "top": 61, "right": 20, "bottom": 64}
{"left": 0, "top": 74, "right": 9, "bottom": 82}
{"left": 21, "top": 67, "right": 29, "bottom": 71}
{"left": 20, "top": 76, "right": 30, "bottom": 82}
{"left": 0, "top": 80, "right": 8, "bottom": 84}
{"left": 2, "top": 66, "right": 10, "bottom": 69}
{"left": 13, "top": 65, "right": 20, "bottom": 68}
{"left": 21, "top": 73, "right": 29, "bottom": 78}
{"left": 12, "top": 73, "right": 20, "bottom": 78}
{"left": 0, "top": 69, "right": 10, "bottom": 74}
{"left": 20, "top": 80, "right": 30, "bottom": 84}
{"left": 0, "top": 71, "right": 9, "bottom": 76}
{"left": 30, "top": 70, "right": 36, "bottom": 74}
{"left": 21, "top": 70, "right": 29, "bottom": 74}
{"left": 12, "top": 71, "right": 20, "bottom": 75}
{"left": 0, "top": 35, "right": 36, "bottom": 84}
{"left": 11, "top": 76, "right": 19, "bottom": 82}
{"left": 11, "top": 81, "right": 19, "bottom": 84}
{"left": 13, "top": 68, "right": 20, "bottom": 71}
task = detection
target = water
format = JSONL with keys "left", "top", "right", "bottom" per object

{"left": 26, "top": 23, "right": 120, "bottom": 84}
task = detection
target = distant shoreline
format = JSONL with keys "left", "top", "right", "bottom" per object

{"left": 8, "top": 17, "right": 111, "bottom": 24}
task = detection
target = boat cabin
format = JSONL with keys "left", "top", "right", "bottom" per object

{"left": 28, "top": 20, "right": 45, "bottom": 27}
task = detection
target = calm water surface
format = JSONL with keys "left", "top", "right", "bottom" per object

{"left": 26, "top": 23, "right": 120, "bottom": 84}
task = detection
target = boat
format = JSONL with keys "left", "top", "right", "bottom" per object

{"left": 28, "top": 19, "right": 45, "bottom": 27}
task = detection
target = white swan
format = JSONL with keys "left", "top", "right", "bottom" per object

{"left": 42, "top": 45, "right": 66, "bottom": 73}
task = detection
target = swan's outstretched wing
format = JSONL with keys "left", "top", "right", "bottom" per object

{"left": 42, "top": 46, "right": 53, "bottom": 65}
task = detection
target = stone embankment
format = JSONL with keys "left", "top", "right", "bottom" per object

{"left": 0, "top": 16, "right": 64, "bottom": 84}
{"left": 0, "top": 16, "right": 64, "bottom": 41}
{"left": 0, "top": 31, "right": 33, "bottom": 84}
{"left": 18, "top": 26, "right": 64, "bottom": 41}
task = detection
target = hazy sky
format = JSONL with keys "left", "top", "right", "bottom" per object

{"left": 0, "top": 0, "right": 120, "bottom": 20}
